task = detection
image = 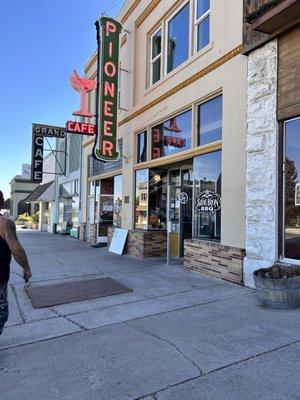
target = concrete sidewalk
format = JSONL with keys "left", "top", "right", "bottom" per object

{"left": 0, "top": 231, "right": 299, "bottom": 400}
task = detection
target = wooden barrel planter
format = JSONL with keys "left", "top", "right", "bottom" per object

{"left": 253, "top": 265, "right": 300, "bottom": 309}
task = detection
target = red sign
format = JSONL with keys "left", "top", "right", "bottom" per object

{"left": 66, "top": 121, "right": 97, "bottom": 136}
{"left": 164, "top": 136, "right": 185, "bottom": 148}
{"left": 70, "top": 71, "right": 97, "bottom": 118}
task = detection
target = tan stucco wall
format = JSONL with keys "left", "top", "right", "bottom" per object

{"left": 82, "top": 0, "right": 247, "bottom": 249}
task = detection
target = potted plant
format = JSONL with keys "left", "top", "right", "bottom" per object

{"left": 30, "top": 211, "right": 39, "bottom": 229}
{"left": 253, "top": 263, "right": 300, "bottom": 309}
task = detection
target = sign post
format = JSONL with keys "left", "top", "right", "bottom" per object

{"left": 93, "top": 17, "right": 122, "bottom": 162}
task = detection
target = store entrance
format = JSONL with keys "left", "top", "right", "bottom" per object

{"left": 167, "top": 167, "right": 193, "bottom": 260}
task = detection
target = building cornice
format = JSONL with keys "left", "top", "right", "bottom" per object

{"left": 135, "top": 0, "right": 161, "bottom": 28}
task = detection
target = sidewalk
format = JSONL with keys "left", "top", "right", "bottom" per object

{"left": 1, "top": 231, "right": 299, "bottom": 400}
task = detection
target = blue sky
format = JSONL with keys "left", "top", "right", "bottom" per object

{"left": 0, "top": 0, "right": 122, "bottom": 199}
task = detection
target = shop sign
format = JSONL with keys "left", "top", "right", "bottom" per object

{"left": 66, "top": 121, "right": 97, "bottom": 136}
{"left": 32, "top": 123, "right": 66, "bottom": 138}
{"left": 195, "top": 190, "right": 221, "bottom": 215}
{"left": 31, "top": 135, "right": 44, "bottom": 182}
{"left": 164, "top": 136, "right": 185, "bottom": 148}
{"left": 93, "top": 17, "right": 122, "bottom": 162}
{"left": 177, "top": 192, "right": 188, "bottom": 204}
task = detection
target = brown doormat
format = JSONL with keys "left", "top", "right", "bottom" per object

{"left": 26, "top": 278, "right": 133, "bottom": 308}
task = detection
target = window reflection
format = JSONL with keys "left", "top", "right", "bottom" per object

{"left": 113, "top": 175, "right": 122, "bottom": 227}
{"left": 193, "top": 151, "right": 222, "bottom": 241}
{"left": 284, "top": 117, "right": 300, "bottom": 260}
{"left": 135, "top": 169, "right": 148, "bottom": 230}
{"left": 198, "top": 95, "right": 222, "bottom": 146}
{"left": 167, "top": 3, "right": 189, "bottom": 73}
{"left": 137, "top": 131, "right": 147, "bottom": 163}
{"left": 152, "top": 110, "right": 192, "bottom": 159}
{"left": 148, "top": 170, "right": 167, "bottom": 230}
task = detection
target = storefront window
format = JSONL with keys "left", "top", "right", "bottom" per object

{"left": 283, "top": 117, "right": 300, "bottom": 260}
{"left": 151, "top": 109, "right": 192, "bottom": 159}
{"left": 135, "top": 169, "right": 148, "bottom": 229}
{"left": 193, "top": 151, "right": 222, "bottom": 241}
{"left": 113, "top": 175, "right": 122, "bottom": 227}
{"left": 72, "top": 197, "right": 79, "bottom": 228}
{"left": 148, "top": 169, "right": 167, "bottom": 230}
{"left": 137, "top": 131, "right": 147, "bottom": 163}
{"left": 198, "top": 95, "right": 222, "bottom": 146}
{"left": 167, "top": 3, "right": 189, "bottom": 73}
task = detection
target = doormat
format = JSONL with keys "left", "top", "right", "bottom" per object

{"left": 26, "top": 278, "right": 133, "bottom": 308}
{"left": 90, "top": 243, "right": 107, "bottom": 248}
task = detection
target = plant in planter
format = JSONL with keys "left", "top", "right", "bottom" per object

{"left": 30, "top": 212, "right": 39, "bottom": 229}
{"left": 253, "top": 264, "right": 300, "bottom": 309}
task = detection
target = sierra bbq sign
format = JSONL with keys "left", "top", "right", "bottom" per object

{"left": 195, "top": 190, "right": 221, "bottom": 215}
{"left": 93, "top": 17, "right": 122, "bottom": 162}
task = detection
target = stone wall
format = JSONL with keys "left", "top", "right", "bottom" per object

{"left": 79, "top": 222, "right": 86, "bottom": 241}
{"left": 184, "top": 239, "right": 245, "bottom": 284}
{"left": 89, "top": 223, "right": 97, "bottom": 244}
{"left": 108, "top": 228, "right": 167, "bottom": 258}
{"left": 244, "top": 39, "right": 278, "bottom": 287}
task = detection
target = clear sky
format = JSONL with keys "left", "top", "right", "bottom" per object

{"left": 0, "top": 0, "right": 123, "bottom": 199}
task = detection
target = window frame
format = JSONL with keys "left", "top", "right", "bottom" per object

{"left": 280, "top": 116, "right": 300, "bottom": 264}
{"left": 194, "top": 0, "right": 210, "bottom": 54}
{"left": 136, "top": 130, "right": 148, "bottom": 164}
{"left": 197, "top": 94, "right": 223, "bottom": 147}
{"left": 150, "top": 27, "right": 163, "bottom": 86}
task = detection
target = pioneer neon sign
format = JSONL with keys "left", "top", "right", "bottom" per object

{"left": 93, "top": 17, "right": 122, "bottom": 162}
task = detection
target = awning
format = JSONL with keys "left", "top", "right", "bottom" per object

{"left": 247, "top": 0, "right": 300, "bottom": 34}
{"left": 21, "top": 181, "right": 54, "bottom": 203}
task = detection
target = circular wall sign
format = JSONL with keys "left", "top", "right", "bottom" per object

{"left": 177, "top": 192, "right": 188, "bottom": 204}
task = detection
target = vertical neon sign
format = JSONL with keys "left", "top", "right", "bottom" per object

{"left": 93, "top": 17, "right": 122, "bottom": 162}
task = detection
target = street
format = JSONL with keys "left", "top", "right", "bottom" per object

{"left": 1, "top": 231, "right": 299, "bottom": 400}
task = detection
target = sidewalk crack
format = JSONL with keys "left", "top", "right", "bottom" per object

{"left": 10, "top": 284, "right": 26, "bottom": 324}
{"left": 127, "top": 322, "right": 203, "bottom": 375}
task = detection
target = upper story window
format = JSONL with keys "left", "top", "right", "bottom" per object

{"left": 148, "top": 1, "right": 211, "bottom": 88}
{"left": 195, "top": 0, "right": 210, "bottom": 51}
{"left": 166, "top": 2, "right": 190, "bottom": 74}
{"left": 137, "top": 131, "right": 147, "bottom": 163}
{"left": 150, "top": 29, "right": 162, "bottom": 85}
{"left": 198, "top": 95, "right": 222, "bottom": 146}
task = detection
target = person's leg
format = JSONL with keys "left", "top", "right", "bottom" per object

{"left": 0, "top": 282, "right": 9, "bottom": 335}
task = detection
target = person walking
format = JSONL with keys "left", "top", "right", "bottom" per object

{"left": 0, "top": 190, "right": 32, "bottom": 335}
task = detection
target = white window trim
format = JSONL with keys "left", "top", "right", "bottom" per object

{"left": 194, "top": 0, "right": 210, "bottom": 54}
{"left": 164, "top": 0, "right": 191, "bottom": 76}
{"left": 150, "top": 27, "right": 162, "bottom": 86}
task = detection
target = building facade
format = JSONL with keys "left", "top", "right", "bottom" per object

{"left": 81, "top": 0, "right": 248, "bottom": 284}
{"left": 243, "top": 0, "right": 300, "bottom": 286}
{"left": 9, "top": 164, "right": 38, "bottom": 220}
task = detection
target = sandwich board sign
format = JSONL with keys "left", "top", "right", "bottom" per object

{"left": 109, "top": 228, "right": 128, "bottom": 255}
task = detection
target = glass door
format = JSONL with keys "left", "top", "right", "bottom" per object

{"left": 283, "top": 117, "right": 300, "bottom": 261}
{"left": 167, "top": 168, "right": 193, "bottom": 260}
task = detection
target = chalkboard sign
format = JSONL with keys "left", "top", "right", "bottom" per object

{"left": 109, "top": 228, "right": 129, "bottom": 255}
